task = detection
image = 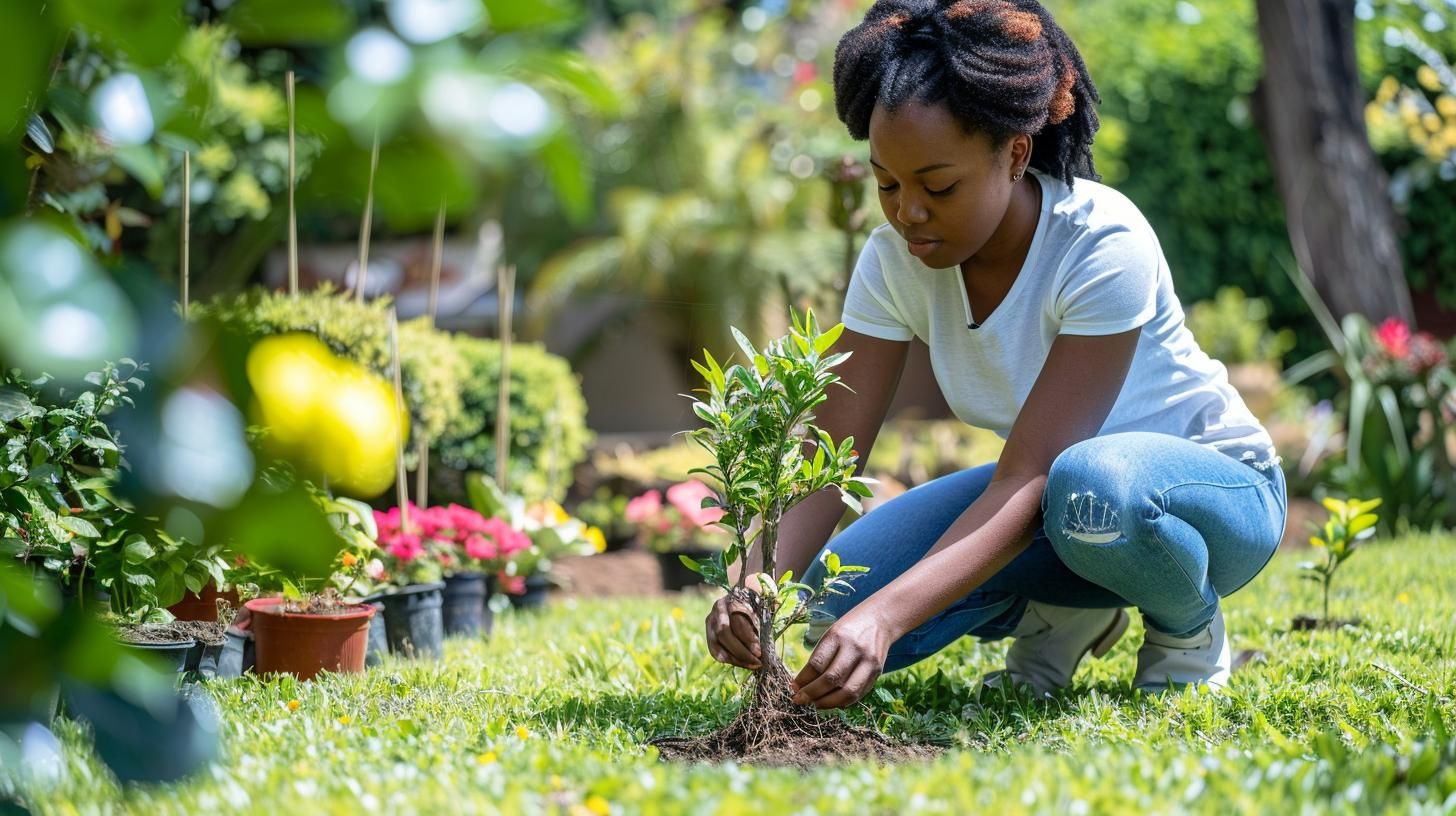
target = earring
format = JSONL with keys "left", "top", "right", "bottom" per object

{"left": 1012, "top": 169, "right": 1024, "bottom": 182}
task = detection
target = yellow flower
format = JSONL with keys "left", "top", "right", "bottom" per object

{"left": 287, "top": 699, "right": 301, "bottom": 712}
{"left": 1423, "top": 112, "right": 1443, "bottom": 133}
{"left": 610, "top": 621, "right": 621, "bottom": 633}
{"left": 337, "top": 715, "right": 352, "bottom": 725}
{"left": 551, "top": 774, "right": 563, "bottom": 788}
{"left": 341, "top": 552, "right": 358, "bottom": 567}
{"left": 639, "top": 619, "right": 652, "bottom": 632}
{"left": 585, "top": 795, "right": 612, "bottom": 815}
{"left": 1417, "top": 65, "right": 1442, "bottom": 93}
{"left": 516, "top": 725, "right": 530, "bottom": 740}
{"left": 477, "top": 752, "right": 497, "bottom": 765}
{"left": 670, "top": 607, "right": 684, "bottom": 621}
{"left": 1397, "top": 591, "right": 1411, "bottom": 604}
{"left": 1439, "top": 95, "right": 1456, "bottom": 118}
{"left": 1377, "top": 75, "right": 1400, "bottom": 104}
{"left": 586, "top": 526, "right": 607, "bottom": 553}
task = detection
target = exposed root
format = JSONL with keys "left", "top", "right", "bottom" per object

{"left": 651, "top": 650, "right": 936, "bottom": 769}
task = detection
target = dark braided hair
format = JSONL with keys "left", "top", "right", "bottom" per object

{"left": 833, "top": 0, "right": 1101, "bottom": 186}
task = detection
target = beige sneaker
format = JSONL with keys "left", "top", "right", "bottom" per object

{"left": 1133, "top": 606, "right": 1232, "bottom": 694}
{"left": 982, "top": 602, "right": 1129, "bottom": 697}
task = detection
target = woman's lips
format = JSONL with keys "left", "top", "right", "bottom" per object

{"left": 906, "top": 238, "right": 941, "bottom": 259}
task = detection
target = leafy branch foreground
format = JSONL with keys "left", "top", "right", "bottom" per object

{"left": 653, "top": 311, "right": 933, "bottom": 766}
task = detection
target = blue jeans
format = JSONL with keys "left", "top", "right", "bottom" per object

{"left": 802, "top": 432, "right": 1288, "bottom": 673}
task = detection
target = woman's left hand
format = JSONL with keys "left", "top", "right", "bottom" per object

{"left": 790, "top": 606, "right": 896, "bottom": 709}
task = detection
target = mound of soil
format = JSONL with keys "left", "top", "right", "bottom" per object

{"left": 651, "top": 662, "right": 937, "bottom": 769}
{"left": 1291, "top": 614, "right": 1363, "bottom": 631}
{"left": 117, "top": 620, "right": 226, "bottom": 646}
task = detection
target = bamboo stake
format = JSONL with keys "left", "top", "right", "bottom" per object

{"left": 286, "top": 70, "right": 298, "bottom": 297}
{"left": 427, "top": 201, "right": 444, "bottom": 327}
{"left": 355, "top": 129, "right": 380, "bottom": 303}
{"left": 414, "top": 201, "right": 445, "bottom": 508}
{"left": 494, "top": 264, "right": 516, "bottom": 492}
{"left": 180, "top": 150, "right": 190, "bottom": 318}
{"left": 389, "top": 308, "right": 410, "bottom": 528}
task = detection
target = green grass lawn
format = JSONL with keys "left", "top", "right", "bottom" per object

{"left": 11, "top": 534, "right": 1456, "bottom": 815}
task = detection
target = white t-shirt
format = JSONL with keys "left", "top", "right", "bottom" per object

{"left": 841, "top": 168, "right": 1278, "bottom": 467}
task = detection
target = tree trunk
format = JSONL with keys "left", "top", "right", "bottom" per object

{"left": 1251, "top": 0, "right": 1414, "bottom": 324}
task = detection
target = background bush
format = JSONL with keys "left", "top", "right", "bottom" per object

{"left": 431, "top": 336, "right": 592, "bottom": 504}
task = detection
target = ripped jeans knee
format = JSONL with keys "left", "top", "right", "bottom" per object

{"left": 1058, "top": 491, "right": 1123, "bottom": 545}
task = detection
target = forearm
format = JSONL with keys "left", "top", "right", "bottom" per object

{"left": 865, "top": 475, "right": 1046, "bottom": 641}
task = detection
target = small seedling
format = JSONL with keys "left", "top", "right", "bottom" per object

{"left": 1300, "top": 496, "right": 1381, "bottom": 625}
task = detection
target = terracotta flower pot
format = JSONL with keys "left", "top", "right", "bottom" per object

{"left": 167, "top": 583, "right": 241, "bottom": 623}
{"left": 244, "top": 598, "right": 374, "bottom": 680}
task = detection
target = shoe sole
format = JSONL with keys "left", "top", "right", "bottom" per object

{"left": 1088, "top": 608, "right": 1130, "bottom": 660}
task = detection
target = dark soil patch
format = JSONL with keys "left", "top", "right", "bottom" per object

{"left": 117, "top": 620, "right": 226, "bottom": 646}
{"left": 650, "top": 660, "right": 937, "bottom": 769}
{"left": 280, "top": 590, "right": 361, "bottom": 615}
{"left": 1290, "top": 615, "right": 1363, "bottom": 632}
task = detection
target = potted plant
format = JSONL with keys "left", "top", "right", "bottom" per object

{"left": 234, "top": 483, "right": 379, "bottom": 680}
{"left": 467, "top": 477, "right": 602, "bottom": 610}
{"left": 370, "top": 504, "right": 448, "bottom": 659}
{"left": 624, "top": 480, "right": 728, "bottom": 592}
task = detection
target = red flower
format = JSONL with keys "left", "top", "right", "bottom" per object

{"left": 497, "top": 573, "right": 526, "bottom": 595}
{"left": 793, "top": 61, "right": 818, "bottom": 86}
{"left": 464, "top": 534, "right": 498, "bottom": 562}
{"left": 1374, "top": 318, "right": 1411, "bottom": 360}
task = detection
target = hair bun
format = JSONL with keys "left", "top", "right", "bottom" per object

{"left": 1048, "top": 64, "right": 1077, "bottom": 124}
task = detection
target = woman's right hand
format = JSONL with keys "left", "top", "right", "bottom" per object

{"left": 705, "top": 593, "right": 762, "bottom": 670}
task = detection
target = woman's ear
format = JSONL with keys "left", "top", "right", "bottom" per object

{"left": 1009, "top": 133, "right": 1034, "bottom": 178}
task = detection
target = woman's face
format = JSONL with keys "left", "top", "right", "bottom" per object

{"left": 867, "top": 99, "right": 1028, "bottom": 270}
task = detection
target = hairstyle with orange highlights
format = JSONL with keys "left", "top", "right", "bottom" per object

{"left": 834, "top": 0, "right": 1100, "bottom": 185}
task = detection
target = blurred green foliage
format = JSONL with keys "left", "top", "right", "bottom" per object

{"left": 1186, "top": 286, "right": 1296, "bottom": 367}
{"left": 433, "top": 335, "right": 592, "bottom": 504}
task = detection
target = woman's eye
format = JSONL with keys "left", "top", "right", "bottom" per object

{"left": 927, "top": 183, "right": 958, "bottom": 197}
{"left": 877, "top": 183, "right": 899, "bottom": 193}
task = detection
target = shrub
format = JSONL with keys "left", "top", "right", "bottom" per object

{"left": 1186, "top": 286, "right": 1297, "bottom": 367}
{"left": 432, "top": 335, "right": 591, "bottom": 504}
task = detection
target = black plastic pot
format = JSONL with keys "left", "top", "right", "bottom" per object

{"left": 441, "top": 573, "right": 491, "bottom": 637}
{"left": 656, "top": 550, "right": 713, "bottom": 593}
{"left": 216, "top": 630, "right": 252, "bottom": 678}
{"left": 364, "top": 599, "right": 388, "bottom": 666}
{"left": 507, "top": 574, "right": 551, "bottom": 611}
{"left": 121, "top": 640, "right": 197, "bottom": 674}
{"left": 184, "top": 640, "right": 225, "bottom": 679}
{"left": 378, "top": 582, "right": 445, "bottom": 659}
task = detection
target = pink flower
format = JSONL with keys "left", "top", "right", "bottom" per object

{"left": 666, "top": 481, "right": 724, "bottom": 529}
{"left": 625, "top": 490, "right": 662, "bottom": 523}
{"left": 464, "top": 534, "right": 498, "bottom": 562}
{"left": 365, "top": 558, "right": 386, "bottom": 580}
{"left": 1374, "top": 318, "right": 1411, "bottom": 360}
{"left": 386, "top": 533, "right": 423, "bottom": 562}
{"left": 793, "top": 61, "right": 817, "bottom": 86}
{"left": 445, "top": 504, "right": 488, "bottom": 537}
{"left": 497, "top": 573, "right": 526, "bottom": 595}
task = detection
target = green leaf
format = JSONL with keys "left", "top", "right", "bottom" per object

{"left": 484, "top": 0, "right": 577, "bottom": 31}
{"left": 826, "top": 551, "right": 841, "bottom": 574}
{"left": 677, "top": 554, "right": 703, "bottom": 576}
{"left": 813, "top": 323, "right": 845, "bottom": 355}
{"left": 123, "top": 537, "right": 155, "bottom": 563}
{"left": 56, "top": 516, "right": 101, "bottom": 539}
{"left": 227, "top": 0, "right": 353, "bottom": 44}
{"left": 113, "top": 144, "right": 165, "bottom": 198}
{"left": 539, "top": 126, "right": 593, "bottom": 225}
{"left": 0, "top": 388, "right": 36, "bottom": 423}
{"left": 731, "top": 327, "right": 757, "bottom": 363}
{"left": 58, "top": 0, "right": 183, "bottom": 66}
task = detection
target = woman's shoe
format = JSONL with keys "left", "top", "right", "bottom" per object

{"left": 982, "top": 602, "right": 1129, "bottom": 697}
{"left": 1132, "top": 606, "right": 1231, "bottom": 694}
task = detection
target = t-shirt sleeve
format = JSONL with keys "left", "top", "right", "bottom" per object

{"left": 1053, "top": 226, "right": 1160, "bottom": 336}
{"left": 841, "top": 239, "right": 915, "bottom": 342}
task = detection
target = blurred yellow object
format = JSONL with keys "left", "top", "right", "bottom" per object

{"left": 247, "top": 333, "right": 407, "bottom": 497}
